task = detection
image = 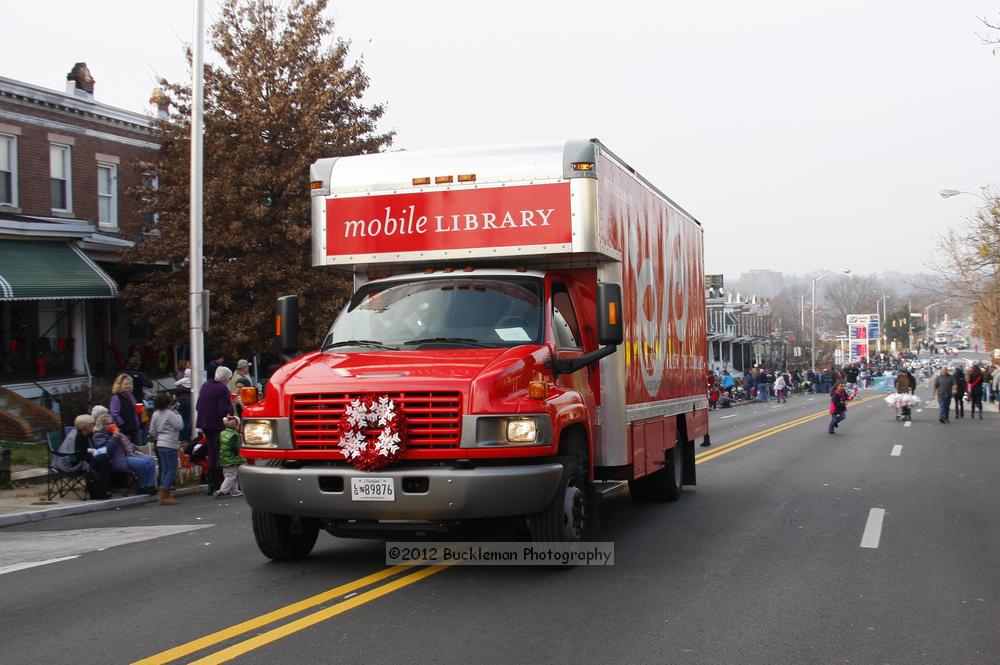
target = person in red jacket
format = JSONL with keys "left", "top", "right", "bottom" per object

{"left": 828, "top": 382, "right": 848, "bottom": 434}
{"left": 196, "top": 365, "right": 235, "bottom": 495}
{"left": 967, "top": 364, "right": 984, "bottom": 420}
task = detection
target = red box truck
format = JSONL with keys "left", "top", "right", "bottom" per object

{"left": 239, "top": 139, "right": 709, "bottom": 560}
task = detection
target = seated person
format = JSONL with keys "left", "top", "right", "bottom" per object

{"left": 93, "top": 412, "right": 158, "bottom": 495}
{"left": 54, "top": 414, "right": 96, "bottom": 473}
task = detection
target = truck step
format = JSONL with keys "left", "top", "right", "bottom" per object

{"left": 594, "top": 481, "right": 629, "bottom": 499}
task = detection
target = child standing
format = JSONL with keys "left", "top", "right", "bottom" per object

{"left": 149, "top": 392, "right": 184, "bottom": 505}
{"left": 216, "top": 415, "right": 246, "bottom": 498}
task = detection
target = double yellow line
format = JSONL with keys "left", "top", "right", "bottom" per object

{"left": 695, "top": 394, "right": 882, "bottom": 464}
{"left": 133, "top": 564, "right": 452, "bottom": 664}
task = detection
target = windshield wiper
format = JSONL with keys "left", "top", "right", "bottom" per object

{"left": 324, "top": 339, "right": 397, "bottom": 350}
{"left": 402, "top": 337, "right": 491, "bottom": 348}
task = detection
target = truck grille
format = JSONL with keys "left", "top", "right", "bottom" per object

{"left": 290, "top": 392, "right": 462, "bottom": 451}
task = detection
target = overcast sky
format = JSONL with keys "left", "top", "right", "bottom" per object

{"left": 5, "top": 0, "right": 999, "bottom": 277}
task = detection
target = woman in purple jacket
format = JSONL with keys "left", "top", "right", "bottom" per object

{"left": 196, "top": 365, "right": 235, "bottom": 495}
{"left": 109, "top": 373, "right": 142, "bottom": 447}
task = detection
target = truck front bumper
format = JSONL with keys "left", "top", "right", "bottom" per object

{"left": 240, "top": 463, "right": 563, "bottom": 520}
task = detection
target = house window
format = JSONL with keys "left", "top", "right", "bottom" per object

{"left": 50, "top": 143, "right": 72, "bottom": 212}
{"left": 141, "top": 171, "right": 159, "bottom": 230}
{"left": 0, "top": 133, "right": 16, "bottom": 207}
{"left": 97, "top": 163, "right": 117, "bottom": 227}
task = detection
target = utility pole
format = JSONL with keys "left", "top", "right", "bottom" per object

{"left": 189, "top": 0, "right": 206, "bottom": 425}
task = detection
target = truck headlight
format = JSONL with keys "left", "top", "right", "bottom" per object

{"left": 243, "top": 421, "right": 274, "bottom": 446}
{"left": 506, "top": 418, "right": 537, "bottom": 443}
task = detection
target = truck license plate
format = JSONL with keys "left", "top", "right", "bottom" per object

{"left": 351, "top": 477, "right": 395, "bottom": 501}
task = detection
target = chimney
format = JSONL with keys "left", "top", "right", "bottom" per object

{"left": 149, "top": 87, "right": 170, "bottom": 120}
{"left": 66, "top": 63, "right": 95, "bottom": 100}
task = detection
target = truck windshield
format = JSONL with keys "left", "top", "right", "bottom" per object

{"left": 323, "top": 277, "right": 544, "bottom": 350}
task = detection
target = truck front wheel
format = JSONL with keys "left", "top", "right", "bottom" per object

{"left": 252, "top": 510, "right": 320, "bottom": 561}
{"left": 528, "top": 456, "right": 587, "bottom": 543}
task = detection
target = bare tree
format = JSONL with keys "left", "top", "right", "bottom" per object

{"left": 822, "top": 275, "right": 882, "bottom": 324}
{"left": 979, "top": 13, "right": 1000, "bottom": 54}
{"left": 931, "top": 190, "right": 1000, "bottom": 349}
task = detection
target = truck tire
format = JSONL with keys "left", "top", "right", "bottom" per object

{"left": 628, "top": 442, "right": 684, "bottom": 502}
{"left": 528, "top": 456, "right": 587, "bottom": 543}
{"left": 252, "top": 510, "right": 319, "bottom": 561}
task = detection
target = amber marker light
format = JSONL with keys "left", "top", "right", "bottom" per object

{"left": 240, "top": 386, "right": 259, "bottom": 405}
{"left": 412, "top": 177, "right": 431, "bottom": 186}
{"left": 434, "top": 175, "right": 454, "bottom": 184}
{"left": 571, "top": 162, "right": 594, "bottom": 171}
{"left": 310, "top": 180, "right": 324, "bottom": 190}
{"left": 528, "top": 381, "right": 547, "bottom": 400}
{"left": 275, "top": 314, "right": 282, "bottom": 336}
{"left": 609, "top": 301, "right": 618, "bottom": 325}
{"left": 457, "top": 173, "right": 477, "bottom": 182}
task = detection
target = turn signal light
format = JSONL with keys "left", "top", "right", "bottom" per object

{"left": 609, "top": 301, "right": 617, "bottom": 325}
{"left": 275, "top": 314, "right": 282, "bottom": 336}
{"left": 528, "top": 381, "right": 547, "bottom": 400}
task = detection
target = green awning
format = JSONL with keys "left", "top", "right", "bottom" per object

{"left": 0, "top": 240, "right": 118, "bottom": 300}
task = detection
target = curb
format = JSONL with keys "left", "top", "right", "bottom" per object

{"left": 0, "top": 484, "right": 209, "bottom": 528}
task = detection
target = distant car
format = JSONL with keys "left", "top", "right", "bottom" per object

{"left": 952, "top": 321, "right": 963, "bottom": 329}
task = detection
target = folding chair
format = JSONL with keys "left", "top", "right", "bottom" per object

{"left": 46, "top": 429, "right": 87, "bottom": 500}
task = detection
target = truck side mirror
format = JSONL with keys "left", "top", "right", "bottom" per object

{"left": 276, "top": 295, "right": 300, "bottom": 356}
{"left": 597, "top": 283, "right": 624, "bottom": 346}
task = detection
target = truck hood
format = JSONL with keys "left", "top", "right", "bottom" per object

{"left": 275, "top": 347, "right": 526, "bottom": 394}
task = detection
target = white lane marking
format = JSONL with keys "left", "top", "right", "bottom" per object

{"left": 808, "top": 397, "right": 816, "bottom": 401}
{"left": 720, "top": 414, "right": 739, "bottom": 419}
{"left": 916, "top": 409, "right": 923, "bottom": 413}
{"left": 0, "top": 525, "right": 214, "bottom": 572}
{"left": 0, "top": 555, "right": 79, "bottom": 576}
{"left": 903, "top": 421, "right": 912, "bottom": 427}
{"left": 891, "top": 445, "right": 903, "bottom": 456}
{"left": 860, "top": 508, "right": 886, "bottom": 549}
{"left": 771, "top": 405, "right": 782, "bottom": 409}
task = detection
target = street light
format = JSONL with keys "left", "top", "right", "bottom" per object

{"left": 939, "top": 189, "right": 989, "bottom": 202}
{"left": 874, "top": 293, "right": 888, "bottom": 355}
{"left": 924, "top": 302, "right": 941, "bottom": 339}
{"left": 811, "top": 268, "right": 851, "bottom": 374}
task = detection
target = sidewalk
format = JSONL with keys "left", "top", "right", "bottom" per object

{"left": 0, "top": 467, "right": 208, "bottom": 528}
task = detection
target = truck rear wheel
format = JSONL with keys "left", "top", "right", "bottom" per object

{"left": 528, "top": 456, "right": 587, "bottom": 543}
{"left": 252, "top": 510, "right": 319, "bottom": 561}
{"left": 628, "top": 442, "right": 684, "bottom": 502}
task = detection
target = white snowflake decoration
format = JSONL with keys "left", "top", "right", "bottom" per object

{"left": 345, "top": 399, "right": 369, "bottom": 428}
{"left": 373, "top": 396, "right": 396, "bottom": 427}
{"left": 340, "top": 429, "right": 366, "bottom": 459}
{"left": 375, "top": 429, "right": 401, "bottom": 457}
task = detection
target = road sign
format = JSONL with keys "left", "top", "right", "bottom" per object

{"left": 793, "top": 347, "right": 802, "bottom": 357}
{"left": 847, "top": 314, "right": 871, "bottom": 326}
